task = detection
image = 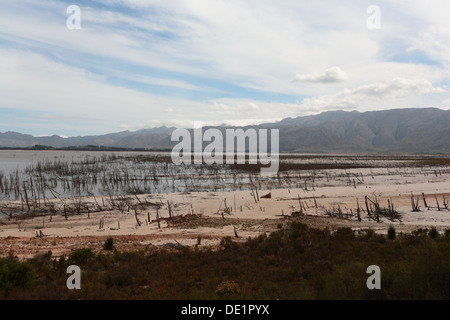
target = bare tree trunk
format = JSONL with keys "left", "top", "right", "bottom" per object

{"left": 356, "top": 198, "right": 361, "bottom": 222}
{"left": 167, "top": 200, "right": 172, "bottom": 219}
{"left": 422, "top": 193, "right": 428, "bottom": 208}
{"left": 435, "top": 195, "right": 441, "bottom": 211}
{"left": 156, "top": 207, "right": 161, "bottom": 229}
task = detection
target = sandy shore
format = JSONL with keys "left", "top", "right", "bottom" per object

{"left": 1, "top": 166, "right": 449, "bottom": 259}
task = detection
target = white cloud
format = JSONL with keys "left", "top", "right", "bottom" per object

{"left": 293, "top": 67, "right": 349, "bottom": 84}
{"left": 394, "top": 1, "right": 450, "bottom": 64}
{"left": 210, "top": 101, "right": 260, "bottom": 116}
{"left": 0, "top": 0, "right": 450, "bottom": 135}
{"left": 124, "top": 75, "right": 205, "bottom": 91}
{"left": 406, "top": 26, "right": 450, "bottom": 64}
{"left": 0, "top": 49, "right": 304, "bottom": 134}
{"left": 299, "top": 78, "right": 446, "bottom": 110}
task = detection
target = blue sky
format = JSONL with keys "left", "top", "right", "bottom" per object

{"left": 0, "top": 0, "right": 449, "bottom": 136}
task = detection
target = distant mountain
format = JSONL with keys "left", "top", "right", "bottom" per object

{"left": 271, "top": 108, "right": 450, "bottom": 153}
{"left": 0, "top": 108, "right": 449, "bottom": 153}
{"left": 0, "top": 126, "right": 176, "bottom": 150}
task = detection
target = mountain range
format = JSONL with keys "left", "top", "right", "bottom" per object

{"left": 1, "top": 108, "right": 449, "bottom": 153}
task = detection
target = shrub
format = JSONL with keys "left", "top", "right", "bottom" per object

{"left": 285, "top": 222, "right": 309, "bottom": 239}
{"left": 334, "top": 227, "right": 355, "bottom": 240}
{"left": 220, "top": 237, "right": 239, "bottom": 252}
{"left": 6, "top": 221, "right": 450, "bottom": 299}
{"left": 445, "top": 229, "right": 450, "bottom": 238}
{"left": 104, "top": 237, "right": 114, "bottom": 251}
{"left": 32, "top": 250, "right": 53, "bottom": 263}
{"left": 0, "top": 258, "right": 34, "bottom": 297}
{"left": 360, "top": 228, "right": 375, "bottom": 240}
{"left": 428, "top": 228, "right": 439, "bottom": 240}
{"left": 387, "top": 226, "right": 396, "bottom": 240}
{"left": 69, "top": 248, "right": 95, "bottom": 265}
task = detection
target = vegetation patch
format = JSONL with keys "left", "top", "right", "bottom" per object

{"left": 1, "top": 223, "right": 450, "bottom": 299}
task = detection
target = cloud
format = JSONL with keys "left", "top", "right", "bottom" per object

{"left": 394, "top": 1, "right": 450, "bottom": 65}
{"left": 123, "top": 74, "right": 206, "bottom": 91}
{"left": 0, "top": 49, "right": 305, "bottom": 134}
{"left": 300, "top": 78, "right": 446, "bottom": 110}
{"left": 0, "top": 1, "right": 450, "bottom": 135}
{"left": 293, "top": 67, "right": 349, "bottom": 84}
{"left": 407, "top": 27, "right": 450, "bottom": 64}
{"left": 210, "top": 101, "right": 260, "bottom": 116}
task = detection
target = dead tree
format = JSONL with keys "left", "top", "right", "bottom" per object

{"left": 167, "top": 200, "right": 172, "bottom": 219}
{"left": 356, "top": 198, "right": 362, "bottom": 222}
{"left": 422, "top": 193, "right": 428, "bottom": 208}
{"left": 134, "top": 206, "right": 142, "bottom": 226}
{"left": 411, "top": 193, "right": 420, "bottom": 212}
{"left": 250, "top": 188, "right": 258, "bottom": 203}
{"left": 297, "top": 195, "right": 303, "bottom": 215}
{"left": 365, "top": 196, "right": 372, "bottom": 219}
{"left": 156, "top": 207, "right": 161, "bottom": 229}
{"left": 435, "top": 195, "right": 441, "bottom": 211}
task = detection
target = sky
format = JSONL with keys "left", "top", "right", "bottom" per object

{"left": 0, "top": 0, "right": 449, "bottom": 137}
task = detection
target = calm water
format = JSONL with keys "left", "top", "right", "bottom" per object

{"left": 0, "top": 150, "right": 428, "bottom": 202}
{"left": 0, "top": 150, "right": 254, "bottom": 200}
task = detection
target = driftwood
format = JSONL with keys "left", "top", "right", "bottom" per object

{"left": 261, "top": 192, "right": 271, "bottom": 199}
{"left": 365, "top": 196, "right": 402, "bottom": 222}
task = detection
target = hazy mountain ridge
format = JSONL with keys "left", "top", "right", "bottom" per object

{"left": 1, "top": 108, "right": 449, "bottom": 153}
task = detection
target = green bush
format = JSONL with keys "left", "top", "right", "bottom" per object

{"left": 428, "top": 228, "right": 439, "bottom": 240}
{"left": 32, "top": 251, "right": 53, "bottom": 264}
{"left": 69, "top": 248, "right": 95, "bottom": 265}
{"left": 0, "top": 258, "right": 34, "bottom": 297}
{"left": 334, "top": 227, "right": 355, "bottom": 240}
{"left": 445, "top": 229, "right": 450, "bottom": 238}
{"left": 362, "top": 228, "right": 375, "bottom": 239}
{"left": 104, "top": 237, "right": 114, "bottom": 251}
{"left": 4, "top": 223, "right": 450, "bottom": 299}
{"left": 387, "top": 226, "right": 396, "bottom": 240}
{"left": 220, "top": 237, "right": 239, "bottom": 252}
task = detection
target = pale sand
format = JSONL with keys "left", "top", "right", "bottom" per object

{"left": 0, "top": 166, "right": 449, "bottom": 259}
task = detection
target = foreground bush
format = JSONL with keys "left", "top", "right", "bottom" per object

{"left": 0, "top": 257, "right": 34, "bottom": 298}
{"left": 2, "top": 222, "right": 450, "bottom": 299}
{"left": 387, "top": 226, "right": 396, "bottom": 240}
{"left": 103, "top": 237, "right": 115, "bottom": 251}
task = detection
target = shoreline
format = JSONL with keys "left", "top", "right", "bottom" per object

{"left": 1, "top": 167, "right": 450, "bottom": 259}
